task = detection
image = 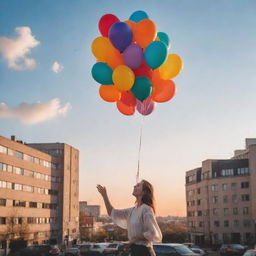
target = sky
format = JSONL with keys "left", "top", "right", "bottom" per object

{"left": 1, "top": 0, "right": 256, "bottom": 216}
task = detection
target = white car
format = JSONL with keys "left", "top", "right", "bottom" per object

{"left": 90, "top": 243, "right": 110, "bottom": 254}
{"left": 244, "top": 250, "right": 256, "bottom": 256}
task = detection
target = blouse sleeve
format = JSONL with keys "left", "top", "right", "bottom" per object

{"left": 110, "top": 207, "right": 133, "bottom": 229}
{"left": 142, "top": 206, "right": 162, "bottom": 243}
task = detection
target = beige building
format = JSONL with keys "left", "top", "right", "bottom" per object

{"left": 0, "top": 135, "right": 79, "bottom": 247}
{"left": 79, "top": 201, "right": 100, "bottom": 218}
{"left": 185, "top": 138, "right": 256, "bottom": 246}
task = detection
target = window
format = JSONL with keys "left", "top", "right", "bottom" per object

{"left": 0, "top": 181, "right": 7, "bottom": 188}
{"left": 221, "top": 169, "right": 234, "bottom": 176}
{"left": 223, "top": 195, "right": 228, "bottom": 203}
{"left": 34, "top": 157, "right": 39, "bottom": 164}
{"left": 232, "top": 194, "right": 238, "bottom": 203}
{"left": 14, "top": 184, "right": 22, "bottom": 190}
{"left": 231, "top": 183, "right": 237, "bottom": 191}
{"left": 24, "top": 169, "right": 34, "bottom": 177}
{"left": 0, "top": 145, "right": 7, "bottom": 154}
{"left": 13, "top": 200, "right": 26, "bottom": 207}
{"left": 197, "top": 200, "right": 201, "bottom": 206}
{"left": 15, "top": 151, "right": 23, "bottom": 159}
{"left": 29, "top": 202, "right": 37, "bottom": 208}
{"left": 211, "top": 185, "right": 218, "bottom": 191}
{"left": 7, "top": 148, "right": 14, "bottom": 156}
{"left": 0, "top": 199, "right": 6, "bottom": 206}
{"left": 241, "top": 182, "right": 249, "bottom": 188}
{"left": 0, "top": 217, "right": 6, "bottom": 224}
{"left": 234, "top": 220, "right": 239, "bottom": 227}
{"left": 224, "top": 208, "right": 229, "bottom": 216}
{"left": 197, "top": 211, "right": 202, "bottom": 216}
{"left": 213, "top": 208, "right": 219, "bottom": 215}
{"left": 27, "top": 217, "right": 34, "bottom": 224}
{"left": 241, "top": 194, "right": 250, "bottom": 201}
{"left": 7, "top": 165, "right": 13, "bottom": 172}
{"left": 243, "top": 207, "right": 249, "bottom": 215}
{"left": 243, "top": 220, "right": 251, "bottom": 227}
{"left": 6, "top": 182, "right": 12, "bottom": 189}
{"left": 23, "top": 185, "right": 33, "bottom": 192}
{"left": 237, "top": 167, "right": 249, "bottom": 175}
{"left": 0, "top": 163, "right": 7, "bottom": 171}
{"left": 24, "top": 154, "right": 34, "bottom": 162}
{"left": 222, "top": 184, "right": 228, "bottom": 191}
{"left": 212, "top": 196, "right": 218, "bottom": 203}
{"left": 14, "top": 167, "right": 24, "bottom": 175}
{"left": 224, "top": 220, "right": 229, "bottom": 227}
{"left": 214, "top": 221, "right": 220, "bottom": 227}
{"left": 233, "top": 208, "right": 238, "bottom": 215}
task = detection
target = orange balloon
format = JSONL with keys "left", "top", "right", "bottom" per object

{"left": 152, "top": 69, "right": 162, "bottom": 85}
{"left": 133, "top": 19, "right": 157, "bottom": 49}
{"left": 151, "top": 79, "right": 176, "bottom": 103}
{"left": 116, "top": 101, "right": 135, "bottom": 115}
{"left": 99, "top": 85, "right": 121, "bottom": 102}
{"left": 107, "top": 50, "right": 124, "bottom": 69}
{"left": 124, "top": 20, "right": 136, "bottom": 42}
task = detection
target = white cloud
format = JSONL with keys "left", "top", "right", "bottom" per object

{"left": 0, "top": 26, "right": 40, "bottom": 70}
{"left": 52, "top": 61, "right": 64, "bottom": 73}
{"left": 0, "top": 98, "right": 72, "bottom": 124}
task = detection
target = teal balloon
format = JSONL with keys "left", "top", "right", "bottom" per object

{"left": 131, "top": 76, "right": 152, "bottom": 101}
{"left": 145, "top": 41, "right": 168, "bottom": 70}
{"left": 91, "top": 62, "right": 113, "bottom": 85}
{"left": 129, "top": 10, "right": 149, "bottom": 23}
{"left": 157, "top": 32, "right": 170, "bottom": 48}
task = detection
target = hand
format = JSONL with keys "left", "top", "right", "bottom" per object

{"left": 97, "top": 184, "right": 107, "bottom": 198}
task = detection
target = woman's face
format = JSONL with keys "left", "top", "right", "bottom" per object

{"left": 132, "top": 181, "right": 144, "bottom": 197}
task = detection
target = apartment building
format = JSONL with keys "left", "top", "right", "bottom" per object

{"left": 0, "top": 135, "right": 79, "bottom": 247}
{"left": 185, "top": 138, "right": 256, "bottom": 245}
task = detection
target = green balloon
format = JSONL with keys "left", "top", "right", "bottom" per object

{"left": 157, "top": 32, "right": 170, "bottom": 48}
{"left": 131, "top": 76, "right": 152, "bottom": 101}
{"left": 91, "top": 62, "right": 113, "bottom": 85}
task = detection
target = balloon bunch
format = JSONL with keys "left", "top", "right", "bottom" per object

{"left": 91, "top": 10, "right": 183, "bottom": 116}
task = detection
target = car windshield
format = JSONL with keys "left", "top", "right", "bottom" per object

{"left": 107, "top": 244, "right": 118, "bottom": 248}
{"left": 233, "top": 244, "right": 244, "bottom": 249}
{"left": 81, "top": 244, "right": 91, "bottom": 248}
{"left": 174, "top": 245, "right": 195, "bottom": 254}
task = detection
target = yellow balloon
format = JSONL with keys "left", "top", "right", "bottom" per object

{"left": 91, "top": 37, "right": 113, "bottom": 62}
{"left": 112, "top": 65, "right": 135, "bottom": 91}
{"left": 159, "top": 54, "right": 183, "bottom": 80}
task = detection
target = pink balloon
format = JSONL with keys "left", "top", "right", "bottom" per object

{"left": 136, "top": 98, "right": 155, "bottom": 115}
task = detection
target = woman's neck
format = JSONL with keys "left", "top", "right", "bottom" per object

{"left": 136, "top": 196, "right": 143, "bottom": 206}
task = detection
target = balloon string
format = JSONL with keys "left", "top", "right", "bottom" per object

{"left": 136, "top": 115, "right": 144, "bottom": 183}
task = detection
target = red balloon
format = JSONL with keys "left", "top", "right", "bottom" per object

{"left": 120, "top": 91, "right": 136, "bottom": 107}
{"left": 134, "top": 62, "right": 153, "bottom": 79}
{"left": 116, "top": 101, "right": 135, "bottom": 116}
{"left": 98, "top": 14, "right": 120, "bottom": 37}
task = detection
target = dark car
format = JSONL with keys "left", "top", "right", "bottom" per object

{"left": 19, "top": 244, "right": 60, "bottom": 256}
{"left": 103, "top": 243, "right": 130, "bottom": 256}
{"left": 153, "top": 243, "right": 200, "bottom": 256}
{"left": 220, "top": 244, "right": 246, "bottom": 256}
{"left": 190, "top": 248, "right": 207, "bottom": 256}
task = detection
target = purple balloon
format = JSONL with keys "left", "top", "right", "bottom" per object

{"left": 108, "top": 22, "right": 133, "bottom": 52}
{"left": 136, "top": 98, "right": 155, "bottom": 116}
{"left": 123, "top": 43, "right": 144, "bottom": 70}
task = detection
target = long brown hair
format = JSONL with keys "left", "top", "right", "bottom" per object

{"left": 141, "top": 179, "right": 156, "bottom": 214}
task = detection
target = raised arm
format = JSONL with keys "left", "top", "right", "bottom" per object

{"left": 97, "top": 185, "right": 113, "bottom": 216}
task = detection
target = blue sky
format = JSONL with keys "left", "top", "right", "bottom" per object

{"left": 1, "top": 0, "right": 256, "bottom": 216}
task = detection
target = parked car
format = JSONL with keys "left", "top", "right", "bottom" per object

{"left": 190, "top": 248, "right": 207, "bottom": 256}
{"left": 153, "top": 243, "right": 200, "bottom": 256}
{"left": 90, "top": 243, "right": 110, "bottom": 255}
{"left": 19, "top": 244, "right": 60, "bottom": 256}
{"left": 220, "top": 244, "right": 246, "bottom": 256}
{"left": 65, "top": 245, "right": 81, "bottom": 256}
{"left": 182, "top": 243, "right": 197, "bottom": 249}
{"left": 103, "top": 242, "right": 130, "bottom": 256}
{"left": 244, "top": 250, "right": 256, "bottom": 256}
{"left": 79, "top": 243, "right": 93, "bottom": 255}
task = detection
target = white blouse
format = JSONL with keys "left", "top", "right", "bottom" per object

{"left": 110, "top": 204, "right": 162, "bottom": 247}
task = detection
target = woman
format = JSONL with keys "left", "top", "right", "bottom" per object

{"left": 97, "top": 180, "right": 162, "bottom": 256}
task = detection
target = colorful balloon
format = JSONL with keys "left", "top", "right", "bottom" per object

{"left": 123, "top": 43, "right": 144, "bottom": 70}
{"left": 91, "top": 62, "right": 113, "bottom": 85}
{"left": 152, "top": 79, "right": 176, "bottom": 103}
{"left": 159, "top": 54, "right": 183, "bottom": 80}
{"left": 91, "top": 37, "right": 113, "bottom": 62}
{"left": 99, "top": 14, "right": 120, "bottom": 37}
{"left": 124, "top": 20, "right": 136, "bottom": 42}
{"left": 129, "top": 10, "right": 149, "bottom": 23}
{"left": 134, "top": 62, "right": 153, "bottom": 79}
{"left": 145, "top": 41, "right": 168, "bottom": 69}
{"left": 112, "top": 65, "right": 135, "bottom": 90}
{"left": 136, "top": 98, "right": 155, "bottom": 115}
{"left": 99, "top": 85, "right": 121, "bottom": 102}
{"left": 157, "top": 32, "right": 170, "bottom": 49}
{"left": 116, "top": 100, "right": 135, "bottom": 115}
{"left": 131, "top": 76, "right": 152, "bottom": 101}
{"left": 109, "top": 22, "right": 133, "bottom": 52}
{"left": 133, "top": 19, "right": 157, "bottom": 49}
{"left": 120, "top": 91, "right": 136, "bottom": 106}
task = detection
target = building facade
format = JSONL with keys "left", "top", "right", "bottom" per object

{"left": 79, "top": 201, "right": 100, "bottom": 218}
{"left": 0, "top": 135, "right": 79, "bottom": 247}
{"left": 185, "top": 139, "right": 256, "bottom": 245}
